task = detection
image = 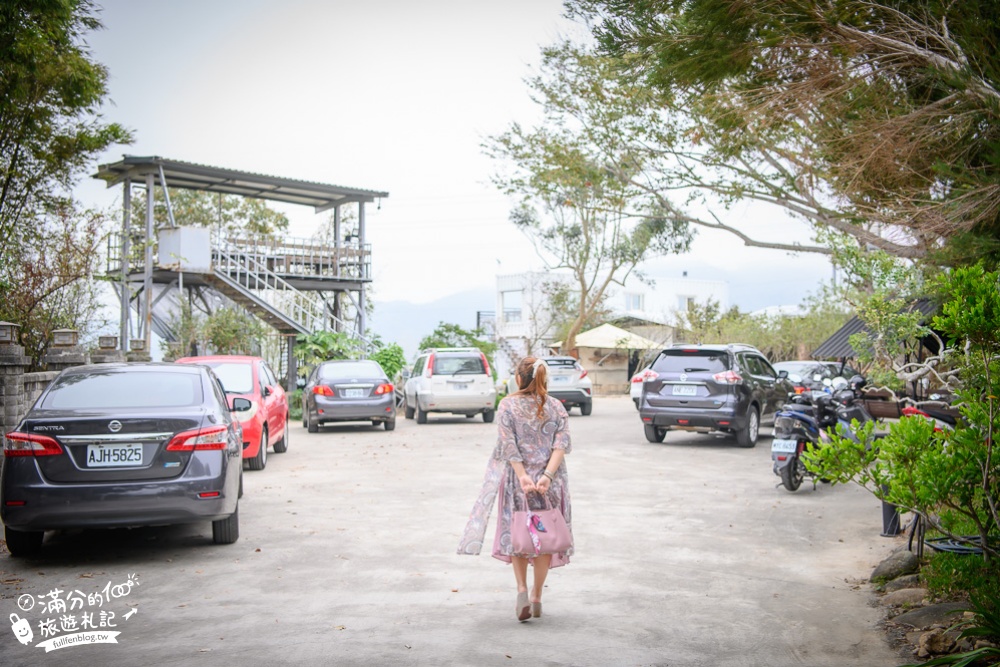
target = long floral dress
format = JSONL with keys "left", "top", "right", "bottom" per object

{"left": 457, "top": 393, "right": 573, "bottom": 567}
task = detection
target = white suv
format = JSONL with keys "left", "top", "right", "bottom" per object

{"left": 403, "top": 348, "right": 497, "bottom": 424}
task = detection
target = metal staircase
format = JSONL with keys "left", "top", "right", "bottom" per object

{"left": 107, "top": 230, "right": 375, "bottom": 353}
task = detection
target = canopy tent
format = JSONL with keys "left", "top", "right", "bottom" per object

{"left": 556, "top": 323, "right": 662, "bottom": 350}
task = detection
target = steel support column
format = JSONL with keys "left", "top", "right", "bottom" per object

{"left": 358, "top": 202, "right": 366, "bottom": 349}
{"left": 143, "top": 173, "right": 155, "bottom": 349}
{"left": 120, "top": 178, "right": 132, "bottom": 351}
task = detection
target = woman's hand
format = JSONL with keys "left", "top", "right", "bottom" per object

{"left": 535, "top": 474, "right": 551, "bottom": 494}
{"left": 518, "top": 473, "right": 537, "bottom": 494}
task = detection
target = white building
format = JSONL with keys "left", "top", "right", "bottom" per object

{"left": 488, "top": 269, "right": 729, "bottom": 377}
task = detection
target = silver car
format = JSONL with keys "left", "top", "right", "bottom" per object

{"left": 302, "top": 360, "right": 396, "bottom": 431}
{"left": 404, "top": 348, "right": 496, "bottom": 423}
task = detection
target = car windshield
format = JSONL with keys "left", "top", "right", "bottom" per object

{"left": 652, "top": 351, "right": 729, "bottom": 373}
{"left": 42, "top": 370, "right": 204, "bottom": 409}
{"left": 202, "top": 362, "right": 254, "bottom": 393}
{"left": 319, "top": 361, "right": 384, "bottom": 380}
{"left": 433, "top": 355, "right": 485, "bottom": 375}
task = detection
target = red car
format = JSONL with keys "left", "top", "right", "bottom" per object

{"left": 175, "top": 355, "right": 289, "bottom": 470}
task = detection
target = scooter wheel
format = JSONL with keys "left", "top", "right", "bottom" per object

{"left": 780, "top": 457, "right": 805, "bottom": 491}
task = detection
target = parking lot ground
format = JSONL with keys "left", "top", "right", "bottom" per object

{"left": 1, "top": 396, "right": 905, "bottom": 666}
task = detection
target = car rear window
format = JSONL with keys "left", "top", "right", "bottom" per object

{"left": 545, "top": 358, "right": 578, "bottom": 370}
{"left": 433, "top": 355, "right": 485, "bottom": 375}
{"left": 42, "top": 370, "right": 204, "bottom": 409}
{"left": 319, "top": 361, "right": 384, "bottom": 380}
{"left": 203, "top": 362, "right": 254, "bottom": 394}
{"left": 652, "top": 350, "right": 729, "bottom": 374}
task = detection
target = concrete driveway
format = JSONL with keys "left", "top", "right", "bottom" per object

{"left": 0, "top": 396, "right": 904, "bottom": 666}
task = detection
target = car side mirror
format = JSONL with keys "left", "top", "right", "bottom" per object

{"left": 401, "top": 368, "right": 411, "bottom": 380}
{"left": 262, "top": 385, "right": 272, "bottom": 397}
{"left": 778, "top": 370, "right": 788, "bottom": 379}
{"left": 232, "top": 397, "right": 252, "bottom": 412}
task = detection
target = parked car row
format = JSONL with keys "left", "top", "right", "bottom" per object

{"left": 1, "top": 342, "right": 839, "bottom": 557}
{"left": 1, "top": 355, "right": 292, "bottom": 557}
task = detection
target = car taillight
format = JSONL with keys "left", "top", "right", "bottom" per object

{"left": 712, "top": 370, "right": 742, "bottom": 384}
{"left": 166, "top": 425, "right": 228, "bottom": 451}
{"left": 794, "top": 386, "right": 806, "bottom": 394}
{"left": 633, "top": 370, "right": 658, "bottom": 383}
{"left": 579, "top": 369, "right": 588, "bottom": 379}
{"left": 312, "top": 385, "right": 334, "bottom": 396}
{"left": 375, "top": 383, "right": 394, "bottom": 395}
{"left": 424, "top": 354, "right": 435, "bottom": 378}
{"left": 3, "top": 431, "right": 64, "bottom": 457}
{"left": 480, "top": 353, "right": 491, "bottom": 377}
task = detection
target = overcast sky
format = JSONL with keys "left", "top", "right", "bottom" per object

{"left": 77, "top": 0, "right": 833, "bottom": 313}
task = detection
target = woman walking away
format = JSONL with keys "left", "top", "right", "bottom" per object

{"left": 458, "top": 356, "right": 574, "bottom": 622}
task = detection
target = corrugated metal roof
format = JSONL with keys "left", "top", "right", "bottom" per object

{"left": 94, "top": 155, "right": 388, "bottom": 212}
{"left": 812, "top": 298, "right": 938, "bottom": 359}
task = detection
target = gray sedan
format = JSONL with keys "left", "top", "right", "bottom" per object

{"left": 303, "top": 360, "right": 396, "bottom": 431}
{"left": 0, "top": 363, "right": 244, "bottom": 557}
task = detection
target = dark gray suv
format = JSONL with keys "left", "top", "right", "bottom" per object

{"left": 637, "top": 344, "right": 792, "bottom": 447}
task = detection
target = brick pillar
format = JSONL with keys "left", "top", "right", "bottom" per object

{"left": 42, "top": 345, "right": 88, "bottom": 373}
{"left": 0, "top": 344, "right": 28, "bottom": 448}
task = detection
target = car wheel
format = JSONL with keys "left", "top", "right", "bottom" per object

{"left": 417, "top": 406, "right": 428, "bottom": 424}
{"left": 307, "top": 411, "right": 319, "bottom": 433}
{"left": 580, "top": 402, "right": 593, "bottom": 416}
{"left": 483, "top": 409, "right": 495, "bottom": 423}
{"left": 644, "top": 424, "right": 666, "bottom": 443}
{"left": 404, "top": 401, "right": 415, "bottom": 420}
{"left": 4, "top": 526, "right": 43, "bottom": 558}
{"left": 633, "top": 398, "right": 640, "bottom": 410}
{"left": 212, "top": 504, "right": 239, "bottom": 544}
{"left": 238, "top": 469, "right": 244, "bottom": 499}
{"left": 371, "top": 420, "right": 380, "bottom": 427}
{"left": 736, "top": 406, "right": 760, "bottom": 448}
{"left": 384, "top": 418, "right": 396, "bottom": 431}
{"left": 302, "top": 403, "right": 308, "bottom": 428}
{"left": 273, "top": 419, "right": 289, "bottom": 453}
{"left": 247, "top": 428, "right": 267, "bottom": 470}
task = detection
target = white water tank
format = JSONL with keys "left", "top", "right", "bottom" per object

{"left": 157, "top": 226, "right": 211, "bottom": 272}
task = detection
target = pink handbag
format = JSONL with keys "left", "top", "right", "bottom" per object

{"left": 511, "top": 492, "right": 572, "bottom": 556}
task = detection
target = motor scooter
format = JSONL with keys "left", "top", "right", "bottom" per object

{"left": 771, "top": 375, "right": 874, "bottom": 491}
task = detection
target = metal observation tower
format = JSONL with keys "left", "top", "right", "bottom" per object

{"left": 94, "top": 155, "right": 389, "bottom": 387}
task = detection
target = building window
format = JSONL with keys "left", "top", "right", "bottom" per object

{"left": 501, "top": 290, "right": 523, "bottom": 323}
{"left": 625, "top": 293, "right": 644, "bottom": 312}
{"left": 678, "top": 295, "right": 696, "bottom": 311}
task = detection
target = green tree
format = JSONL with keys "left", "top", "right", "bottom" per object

{"left": 370, "top": 342, "right": 406, "bottom": 381}
{"left": 487, "top": 43, "right": 692, "bottom": 352}
{"left": 572, "top": 0, "right": 1000, "bottom": 265}
{"left": 806, "top": 264, "right": 1000, "bottom": 563}
{"left": 130, "top": 187, "right": 289, "bottom": 237}
{"left": 0, "top": 0, "right": 132, "bottom": 276}
{"left": 293, "top": 330, "right": 365, "bottom": 378}
{"left": 418, "top": 322, "right": 496, "bottom": 359}
{"left": 0, "top": 201, "right": 113, "bottom": 370}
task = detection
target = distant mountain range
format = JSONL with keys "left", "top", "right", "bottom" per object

{"left": 368, "top": 261, "right": 832, "bottom": 361}
{"left": 369, "top": 287, "right": 495, "bottom": 360}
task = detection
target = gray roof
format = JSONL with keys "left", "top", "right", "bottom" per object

{"left": 94, "top": 155, "right": 388, "bottom": 212}
{"left": 812, "top": 298, "right": 938, "bottom": 359}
